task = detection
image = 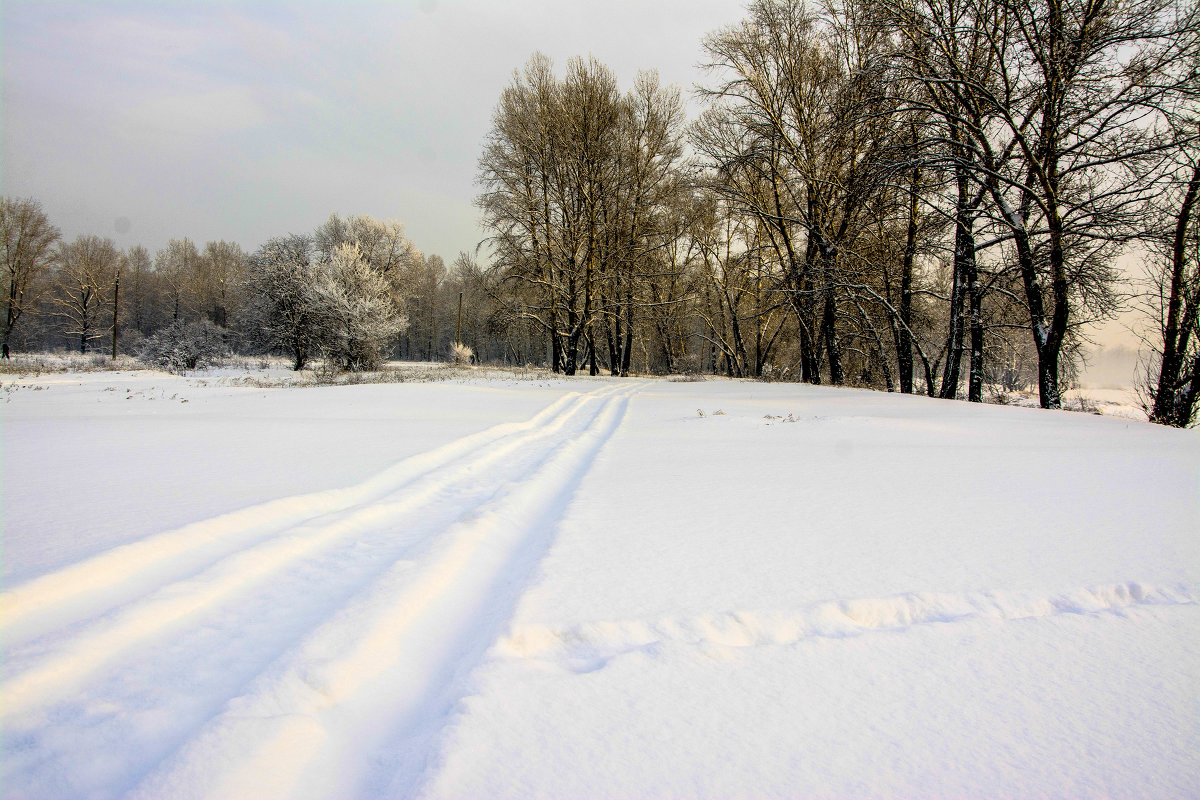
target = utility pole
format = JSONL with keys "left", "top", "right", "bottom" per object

{"left": 456, "top": 291, "right": 463, "bottom": 346}
{"left": 111, "top": 269, "right": 120, "bottom": 361}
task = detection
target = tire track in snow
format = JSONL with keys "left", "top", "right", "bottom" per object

{"left": 0, "top": 389, "right": 586, "bottom": 645}
{"left": 0, "top": 385, "right": 626, "bottom": 720}
{"left": 0, "top": 382, "right": 638, "bottom": 800}
{"left": 123, "top": 382, "right": 636, "bottom": 800}
{"left": 495, "top": 582, "right": 1200, "bottom": 673}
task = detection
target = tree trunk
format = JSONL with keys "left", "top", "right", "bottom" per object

{"left": 620, "top": 289, "right": 634, "bottom": 376}
{"left": 587, "top": 329, "right": 599, "bottom": 376}
{"left": 112, "top": 271, "right": 120, "bottom": 360}
{"left": 1151, "top": 161, "right": 1200, "bottom": 425}
{"left": 820, "top": 281, "right": 843, "bottom": 385}
{"left": 897, "top": 179, "right": 917, "bottom": 393}
{"left": 4, "top": 276, "right": 18, "bottom": 359}
{"left": 940, "top": 185, "right": 971, "bottom": 399}
{"left": 605, "top": 312, "right": 620, "bottom": 376}
{"left": 968, "top": 274, "right": 984, "bottom": 403}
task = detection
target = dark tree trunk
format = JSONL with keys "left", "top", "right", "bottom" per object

{"left": 550, "top": 317, "right": 562, "bottom": 374}
{"left": 4, "top": 276, "right": 18, "bottom": 358}
{"left": 897, "top": 190, "right": 917, "bottom": 393}
{"left": 587, "top": 330, "right": 599, "bottom": 376}
{"left": 1151, "top": 161, "right": 1200, "bottom": 425}
{"left": 940, "top": 194, "right": 971, "bottom": 399}
{"left": 967, "top": 264, "right": 984, "bottom": 402}
{"left": 620, "top": 291, "right": 634, "bottom": 376}
{"left": 820, "top": 282, "right": 843, "bottom": 385}
{"left": 605, "top": 314, "right": 620, "bottom": 377}
{"left": 112, "top": 272, "right": 120, "bottom": 360}
{"left": 800, "top": 321, "right": 820, "bottom": 384}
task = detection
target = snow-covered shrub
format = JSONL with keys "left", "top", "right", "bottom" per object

{"left": 451, "top": 342, "right": 474, "bottom": 365}
{"left": 139, "top": 320, "right": 231, "bottom": 372}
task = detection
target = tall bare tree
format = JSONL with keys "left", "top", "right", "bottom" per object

{"left": 121, "top": 245, "right": 155, "bottom": 338}
{"left": 1, "top": 197, "right": 60, "bottom": 358}
{"left": 886, "top": 0, "right": 1198, "bottom": 407}
{"left": 696, "top": 0, "right": 904, "bottom": 385}
{"left": 155, "top": 238, "right": 201, "bottom": 324}
{"left": 1147, "top": 135, "right": 1200, "bottom": 425}
{"left": 53, "top": 235, "right": 119, "bottom": 353}
{"left": 479, "top": 54, "right": 690, "bottom": 375}
{"left": 197, "top": 241, "right": 247, "bottom": 328}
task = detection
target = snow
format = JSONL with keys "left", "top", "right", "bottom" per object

{"left": 1, "top": 369, "right": 1197, "bottom": 799}
{"left": 1, "top": 367, "right": 569, "bottom": 583}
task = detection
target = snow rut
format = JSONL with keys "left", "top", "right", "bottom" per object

{"left": 0, "top": 389, "right": 584, "bottom": 644}
{"left": 497, "top": 582, "right": 1199, "bottom": 673}
{"left": 0, "top": 382, "right": 637, "bottom": 800}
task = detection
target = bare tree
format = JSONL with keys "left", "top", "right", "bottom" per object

{"left": 1, "top": 197, "right": 60, "bottom": 358}
{"left": 121, "top": 245, "right": 155, "bottom": 338}
{"left": 155, "top": 238, "right": 201, "bottom": 324}
{"left": 403, "top": 253, "right": 447, "bottom": 360}
{"left": 695, "top": 0, "right": 904, "bottom": 385}
{"left": 53, "top": 235, "right": 119, "bottom": 353}
{"left": 197, "top": 241, "right": 247, "bottom": 328}
{"left": 478, "top": 53, "right": 689, "bottom": 375}
{"left": 1146, "top": 135, "right": 1200, "bottom": 425}
{"left": 885, "top": 0, "right": 1198, "bottom": 407}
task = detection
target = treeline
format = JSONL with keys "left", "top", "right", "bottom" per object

{"left": 476, "top": 0, "right": 1200, "bottom": 422}
{"left": 0, "top": 205, "right": 521, "bottom": 370}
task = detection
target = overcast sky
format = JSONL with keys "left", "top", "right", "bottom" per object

{"left": 2, "top": 0, "right": 747, "bottom": 261}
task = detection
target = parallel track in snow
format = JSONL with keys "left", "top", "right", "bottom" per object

{"left": 0, "top": 382, "right": 638, "bottom": 800}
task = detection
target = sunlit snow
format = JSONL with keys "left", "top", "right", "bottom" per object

{"left": 1, "top": 368, "right": 1196, "bottom": 799}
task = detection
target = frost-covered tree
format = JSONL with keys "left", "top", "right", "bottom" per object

{"left": 244, "top": 235, "right": 324, "bottom": 370}
{"left": 244, "top": 236, "right": 406, "bottom": 371}
{"left": 311, "top": 243, "right": 406, "bottom": 371}
{"left": 139, "top": 318, "right": 230, "bottom": 372}
{"left": 313, "top": 213, "right": 418, "bottom": 280}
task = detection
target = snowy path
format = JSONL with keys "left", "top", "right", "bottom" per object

{"left": 0, "top": 382, "right": 637, "bottom": 800}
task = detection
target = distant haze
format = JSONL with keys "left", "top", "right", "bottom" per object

{"left": 2, "top": 0, "right": 746, "bottom": 260}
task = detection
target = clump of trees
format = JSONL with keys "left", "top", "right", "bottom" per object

{"left": 0, "top": 206, "right": 476, "bottom": 373}
{"left": 477, "top": 55, "right": 690, "bottom": 375}
{"left": 469, "top": 0, "right": 1199, "bottom": 424}
{"left": 244, "top": 229, "right": 409, "bottom": 371}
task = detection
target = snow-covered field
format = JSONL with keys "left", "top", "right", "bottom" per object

{"left": 1, "top": 368, "right": 1197, "bottom": 799}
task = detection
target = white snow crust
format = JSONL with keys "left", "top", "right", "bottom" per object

{"left": 1, "top": 372, "right": 1197, "bottom": 799}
